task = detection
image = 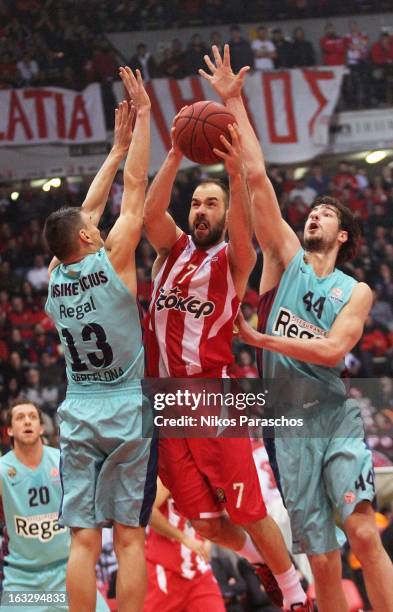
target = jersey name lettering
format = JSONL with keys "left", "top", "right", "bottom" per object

{"left": 273, "top": 307, "right": 327, "bottom": 339}
{"left": 51, "top": 270, "right": 108, "bottom": 298}
{"left": 14, "top": 512, "right": 67, "bottom": 542}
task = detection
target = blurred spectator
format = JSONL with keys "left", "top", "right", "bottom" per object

{"left": 184, "top": 33, "right": 207, "bottom": 75}
{"left": 307, "top": 162, "right": 331, "bottom": 196}
{"left": 333, "top": 161, "right": 359, "bottom": 192}
{"left": 88, "top": 42, "right": 118, "bottom": 83}
{"left": 26, "top": 255, "right": 49, "bottom": 291}
{"left": 208, "top": 31, "right": 224, "bottom": 57}
{"left": 16, "top": 51, "right": 40, "bottom": 85}
{"left": 228, "top": 25, "right": 254, "bottom": 74}
{"left": 129, "top": 42, "right": 158, "bottom": 81}
{"left": 360, "top": 316, "right": 391, "bottom": 376}
{"left": 290, "top": 26, "right": 316, "bottom": 67}
{"left": 371, "top": 32, "right": 393, "bottom": 105}
{"left": 344, "top": 20, "right": 370, "bottom": 108}
{"left": 251, "top": 26, "right": 276, "bottom": 71}
{"left": 0, "top": 52, "right": 20, "bottom": 88}
{"left": 271, "top": 28, "right": 292, "bottom": 68}
{"left": 320, "top": 22, "right": 346, "bottom": 66}
{"left": 288, "top": 178, "right": 317, "bottom": 207}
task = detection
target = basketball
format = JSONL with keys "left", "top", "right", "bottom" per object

{"left": 173, "top": 100, "right": 235, "bottom": 165}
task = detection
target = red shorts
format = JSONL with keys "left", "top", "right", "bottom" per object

{"left": 158, "top": 437, "right": 267, "bottom": 524}
{"left": 144, "top": 561, "right": 225, "bottom": 612}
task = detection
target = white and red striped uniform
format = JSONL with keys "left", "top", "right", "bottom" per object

{"left": 146, "top": 498, "right": 210, "bottom": 579}
{"left": 145, "top": 233, "right": 239, "bottom": 378}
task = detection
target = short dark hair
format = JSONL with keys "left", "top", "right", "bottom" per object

{"left": 43, "top": 206, "right": 84, "bottom": 260}
{"left": 197, "top": 179, "right": 229, "bottom": 210}
{"left": 309, "top": 195, "right": 361, "bottom": 265}
{"left": 7, "top": 398, "right": 44, "bottom": 447}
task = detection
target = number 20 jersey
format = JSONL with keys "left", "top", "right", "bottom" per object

{"left": 257, "top": 248, "right": 357, "bottom": 392}
{"left": 45, "top": 247, "right": 144, "bottom": 388}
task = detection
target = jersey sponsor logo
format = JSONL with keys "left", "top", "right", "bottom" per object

{"left": 50, "top": 270, "right": 108, "bottom": 298}
{"left": 329, "top": 287, "right": 344, "bottom": 303}
{"left": 59, "top": 295, "right": 97, "bottom": 320}
{"left": 156, "top": 287, "right": 215, "bottom": 319}
{"left": 50, "top": 467, "right": 59, "bottom": 478}
{"left": 216, "top": 487, "right": 226, "bottom": 503}
{"left": 272, "top": 307, "right": 327, "bottom": 339}
{"left": 344, "top": 491, "right": 356, "bottom": 504}
{"left": 14, "top": 512, "right": 67, "bottom": 541}
{"left": 71, "top": 366, "right": 124, "bottom": 382}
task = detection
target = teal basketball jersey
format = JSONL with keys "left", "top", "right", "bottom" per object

{"left": 0, "top": 446, "right": 69, "bottom": 571}
{"left": 45, "top": 247, "right": 143, "bottom": 389}
{"left": 259, "top": 248, "right": 357, "bottom": 396}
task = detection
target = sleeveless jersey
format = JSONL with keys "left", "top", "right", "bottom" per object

{"left": 145, "top": 497, "right": 210, "bottom": 579}
{"left": 45, "top": 247, "right": 143, "bottom": 389}
{"left": 0, "top": 446, "right": 69, "bottom": 570}
{"left": 145, "top": 234, "right": 240, "bottom": 377}
{"left": 257, "top": 248, "right": 357, "bottom": 396}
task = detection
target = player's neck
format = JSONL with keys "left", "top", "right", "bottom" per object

{"left": 13, "top": 442, "right": 44, "bottom": 469}
{"left": 304, "top": 250, "right": 337, "bottom": 278}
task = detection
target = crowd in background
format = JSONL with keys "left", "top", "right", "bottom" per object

{"left": 0, "top": 158, "right": 392, "bottom": 461}
{"left": 1, "top": 0, "right": 393, "bottom": 110}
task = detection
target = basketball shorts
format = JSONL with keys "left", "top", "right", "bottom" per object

{"left": 1, "top": 561, "right": 109, "bottom": 611}
{"left": 270, "top": 398, "right": 375, "bottom": 555}
{"left": 58, "top": 381, "right": 157, "bottom": 528}
{"left": 144, "top": 561, "right": 225, "bottom": 612}
{"left": 159, "top": 436, "right": 266, "bottom": 524}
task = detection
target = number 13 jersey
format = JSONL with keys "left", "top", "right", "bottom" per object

{"left": 145, "top": 234, "right": 240, "bottom": 377}
{"left": 45, "top": 247, "right": 144, "bottom": 388}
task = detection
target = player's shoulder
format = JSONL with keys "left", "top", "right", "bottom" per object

{"left": 0, "top": 449, "right": 15, "bottom": 470}
{"left": 350, "top": 281, "right": 372, "bottom": 302}
{"left": 43, "top": 445, "right": 61, "bottom": 462}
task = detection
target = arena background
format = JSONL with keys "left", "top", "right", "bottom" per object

{"left": 0, "top": 1, "right": 393, "bottom": 610}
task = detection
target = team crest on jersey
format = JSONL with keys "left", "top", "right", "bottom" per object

{"left": 14, "top": 512, "right": 67, "bottom": 541}
{"left": 156, "top": 287, "right": 215, "bottom": 319}
{"left": 50, "top": 467, "right": 60, "bottom": 479}
{"left": 7, "top": 467, "right": 16, "bottom": 478}
{"left": 329, "top": 287, "right": 344, "bottom": 303}
{"left": 272, "top": 307, "right": 327, "bottom": 339}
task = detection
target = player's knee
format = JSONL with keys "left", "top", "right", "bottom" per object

{"left": 113, "top": 525, "right": 145, "bottom": 557}
{"left": 71, "top": 528, "right": 101, "bottom": 558}
{"left": 190, "top": 518, "right": 223, "bottom": 542}
{"left": 309, "top": 554, "right": 331, "bottom": 581}
{"left": 346, "top": 521, "right": 381, "bottom": 559}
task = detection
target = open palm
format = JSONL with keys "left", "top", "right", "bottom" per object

{"left": 199, "top": 44, "right": 250, "bottom": 101}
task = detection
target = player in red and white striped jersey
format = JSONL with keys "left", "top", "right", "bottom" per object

{"left": 144, "top": 478, "right": 225, "bottom": 611}
{"left": 143, "top": 118, "right": 308, "bottom": 610}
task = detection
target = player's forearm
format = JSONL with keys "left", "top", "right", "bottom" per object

{"left": 122, "top": 108, "right": 150, "bottom": 217}
{"left": 225, "top": 96, "right": 267, "bottom": 177}
{"left": 144, "top": 148, "right": 183, "bottom": 224}
{"left": 82, "top": 147, "right": 125, "bottom": 225}
{"left": 150, "top": 508, "right": 184, "bottom": 542}
{"left": 245, "top": 327, "right": 343, "bottom": 367}
{"left": 228, "top": 172, "right": 255, "bottom": 263}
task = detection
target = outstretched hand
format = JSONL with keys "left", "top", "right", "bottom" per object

{"left": 119, "top": 66, "right": 151, "bottom": 111}
{"left": 213, "top": 123, "right": 243, "bottom": 176}
{"left": 199, "top": 44, "right": 250, "bottom": 101}
{"left": 113, "top": 100, "right": 135, "bottom": 156}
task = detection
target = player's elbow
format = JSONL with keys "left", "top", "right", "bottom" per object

{"left": 320, "top": 343, "right": 345, "bottom": 367}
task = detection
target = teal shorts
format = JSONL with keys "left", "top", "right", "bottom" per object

{"left": 1, "top": 562, "right": 109, "bottom": 611}
{"left": 272, "top": 398, "right": 375, "bottom": 555}
{"left": 58, "top": 382, "right": 157, "bottom": 529}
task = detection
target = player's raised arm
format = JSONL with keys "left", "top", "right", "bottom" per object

{"left": 47, "top": 102, "right": 134, "bottom": 277}
{"left": 200, "top": 45, "right": 300, "bottom": 267}
{"left": 105, "top": 68, "right": 150, "bottom": 278}
{"left": 213, "top": 123, "right": 256, "bottom": 298}
{"left": 238, "top": 282, "right": 372, "bottom": 367}
{"left": 143, "top": 116, "right": 184, "bottom": 257}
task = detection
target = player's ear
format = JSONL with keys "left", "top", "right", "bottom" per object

{"left": 79, "top": 227, "right": 93, "bottom": 245}
{"left": 338, "top": 229, "right": 348, "bottom": 245}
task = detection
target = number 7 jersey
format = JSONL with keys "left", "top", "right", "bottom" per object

{"left": 45, "top": 247, "right": 144, "bottom": 388}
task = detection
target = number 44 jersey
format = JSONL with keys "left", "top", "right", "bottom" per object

{"left": 45, "top": 248, "right": 144, "bottom": 388}
{"left": 0, "top": 446, "right": 69, "bottom": 571}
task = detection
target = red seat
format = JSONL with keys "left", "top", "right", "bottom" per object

{"left": 307, "top": 579, "right": 364, "bottom": 611}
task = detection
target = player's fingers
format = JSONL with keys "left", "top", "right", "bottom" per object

{"left": 212, "top": 147, "right": 227, "bottom": 159}
{"left": 125, "top": 66, "right": 137, "bottom": 87}
{"left": 212, "top": 45, "right": 223, "bottom": 67}
{"left": 228, "top": 123, "right": 240, "bottom": 146}
{"left": 238, "top": 66, "right": 251, "bottom": 80}
{"left": 219, "top": 133, "right": 232, "bottom": 151}
{"left": 135, "top": 68, "right": 144, "bottom": 86}
{"left": 198, "top": 68, "right": 211, "bottom": 81}
{"left": 223, "top": 43, "right": 231, "bottom": 67}
{"left": 203, "top": 54, "right": 216, "bottom": 73}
